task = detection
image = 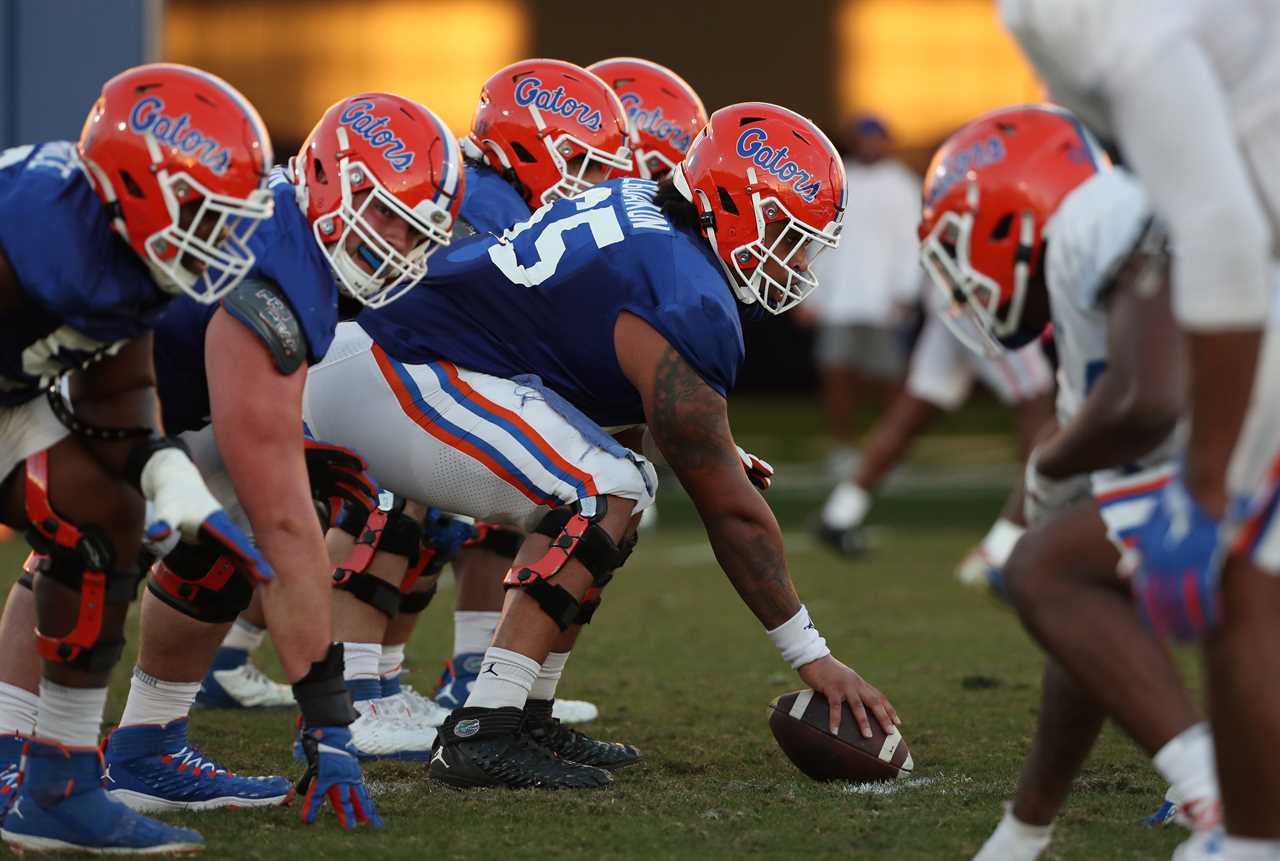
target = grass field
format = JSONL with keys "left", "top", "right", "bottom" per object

{"left": 0, "top": 406, "right": 1200, "bottom": 860}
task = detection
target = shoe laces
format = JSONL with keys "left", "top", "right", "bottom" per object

{"left": 161, "top": 746, "right": 231, "bottom": 778}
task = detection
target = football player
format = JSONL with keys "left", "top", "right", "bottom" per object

{"left": 998, "top": 6, "right": 1280, "bottom": 856}
{"left": 429, "top": 56, "right": 709, "bottom": 722}
{"left": 0, "top": 64, "right": 275, "bottom": 854}
{"left": 303, "top": 101, "right": 900, "bottom": 790}
{"left": 918, "top": 106, "right": 1218, "bottom": 860}
{"left": 815, "top": 302, "right": 1055, "bottom": 588}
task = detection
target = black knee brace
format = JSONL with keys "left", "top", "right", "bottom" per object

{"left": 23, "top": 451, "right": 137, "bottom": 671}
{"left": 398, "top": 585, "right": 437, "bottom": 614}
{"left": 332, "top": 501, "right": 423, "bottom": 619}
{"left": 502, "top": 497, "right": 633, "bottom": 630}
{"left": 147, "top": 539, "right": 255, "bottom": 625}
{"left": 465, "top": 522, "right": 523, "bottom": 559}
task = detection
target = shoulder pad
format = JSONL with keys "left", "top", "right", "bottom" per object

{"left": 221, "top": 278, "right": 306, "bottom": 374}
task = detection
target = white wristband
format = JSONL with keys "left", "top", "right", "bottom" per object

{"left": 766, "top": 605, "right": 830, "bottom": 669}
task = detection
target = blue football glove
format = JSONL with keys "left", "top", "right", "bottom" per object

{"left": 296, "top": 726, "right": 382, "bottom": 831}
{"left": 1131, "top": 473, "right": 1224, "bottom": 641}
{"left": 422, "top": 508, "right": 478, "bottom": 561}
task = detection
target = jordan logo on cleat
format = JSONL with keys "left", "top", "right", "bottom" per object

{"left": 431, "top": 748, "right": 449, "bottom": 767}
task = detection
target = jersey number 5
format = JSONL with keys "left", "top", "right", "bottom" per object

{"left": 489, "top": 187, "right": 623, "bottom": 287}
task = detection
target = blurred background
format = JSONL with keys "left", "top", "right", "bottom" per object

{"left": 0, "top": 0, "right": 1047, "bottom": 519}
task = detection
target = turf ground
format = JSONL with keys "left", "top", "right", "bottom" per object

{"left": 0, "top": 397, "right": 1200, "bottom": 860}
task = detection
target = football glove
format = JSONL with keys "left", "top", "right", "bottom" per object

{"left": 737, "top": 446, "right": 774, "bottom": 491}
{"left": 304, "top": 439, "right": 379, "bottom": 529}
{"left": 296, "top": 725, "right": 382, "bottom": 831}
{"left": 139, "top": 445, "right": 273, "bottom": 584}
{"left": 1131, "top": 472, "right": 1224, "bottom": 641}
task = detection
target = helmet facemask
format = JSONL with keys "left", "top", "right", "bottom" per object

{"left": 919, "top": 188, "right": 1034, "bottom": 358}
{"left": 525, "top": 95, "right": 631, "bottom": 204}
{"left": 634, "top": 146, "right": 679, "bottom": 181}
{"left": 312, "top": 152, "right": 454, "bottom": 309}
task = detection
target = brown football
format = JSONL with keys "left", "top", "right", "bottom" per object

{"left": 767, "top": 689, "right": 913, "bottom": 782}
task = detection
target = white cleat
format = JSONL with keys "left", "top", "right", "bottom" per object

{"left": 552, "top": 699, "right": 599, "bottom": 724}
{"left": 1171, "top": 829, "right": 1223, "bottom": 861}
{"left": 348, "top": 698, "right": 436, "bottom": 761}
{"left": 197, "top": 662, "right": 295, "bottom": 710}
{"left": 386, "top": 686, "right": 452, "bottom": 727}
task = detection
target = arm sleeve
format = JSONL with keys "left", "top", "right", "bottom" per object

{"left": 1105, "top": 35, "right": 1271, "bottom": 330}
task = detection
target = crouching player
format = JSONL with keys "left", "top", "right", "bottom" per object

{"left": 0, "top": 65, "right": 277, "bottom": 853}
{"left": 428, "top": 55, "right": 709, "bottom": 721}
{"left": 916, "top": 106, "right": 1219, "bottom": 860}
{"left": 303, "top": 101, "right": 901, "bottom": 790}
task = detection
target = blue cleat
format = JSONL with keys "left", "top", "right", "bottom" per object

{"left": 432, "top": 652, "right": 484, "bottom": 711}
{"left": 105, "top": 718, "right": 292, "bottom": 813}
{"left": 1, "top": 739, "right": 204, "bottom": 855}
{"left": 0, "top": 735, "right": 23, "bottom": 818}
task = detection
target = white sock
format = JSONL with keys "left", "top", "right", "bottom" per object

{"left": 821, "top": 481, "right": 870, "bottom": 530}
{"left": 528, "top": 651, "right": 570, "bottom": 701}
{"left": 35, "top": 681, "right": 107, "bottom": 748}
{"left": 0, "top": 681, "right": 38, "bottom": 736}
{"left": 221, "top": 617, "right": 266, "bottom": 653}
{"left": 379, "top": 644, "right": 405, "bottom": 679}
{"left": 117, "top": 667, "right": 201, "bottom": 728}
{"left": 1153, "top": 723, "right": 1219, "bottom": 812}
{"left": 972, "top": 806, "right": 1052, "bottom": 861}
{"left": 463, "top": 647, "right": 539, "bottom": 710}
{"left": 981, "top": 518, "right": 1025, "bottom": 567}
{"left": 342, "top": 642, "right": 381, "bottom": 681}
{"left": 453, "top": 611, "right": 501, "bottom": 657}
{"left": 1223, "top": 836, "right": 1280, "bottom": 860}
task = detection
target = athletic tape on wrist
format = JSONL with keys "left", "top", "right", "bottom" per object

{"left": 766, "top": 604, "right": 831, "bottom": 669}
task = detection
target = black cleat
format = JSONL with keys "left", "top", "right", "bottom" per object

{"left": 427, "top": 706, "right": 612, "bottom": 790}
{"left": 813, "top": 521, "right": 871, "bottom": 559}
{"left": 524, "top": 699, "right": 641, "bottom": 770}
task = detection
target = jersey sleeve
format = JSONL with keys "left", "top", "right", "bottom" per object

{"left": 1045, "top": 170, "right": 1151, "bottom": 312}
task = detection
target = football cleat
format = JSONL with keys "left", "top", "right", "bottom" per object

{"left": 523, "top": 699, "right": 639, "bottom": 770}
{"left": 1171, "top": 829, "right": 1224, "bottom": 861}
{"left": 389, "top": 686, "right": 452, "bottom": 728}
{"left": 435, "top": 654, "right": 599, "bottom": 723}
{"left": 105, "top": 718, "right": 293, "bottom": 812}
{"left": 427, "top": 707, "right": 612, "bottom": 790}
{"left": 0, "top": 735, "right": 22, "bottom": 818}
{"left": 955, "top": 546, "right": 1009, "bottom": 601}
{"left": 194, "top": 655, "right": 295, "bottom": 710}
{"left": 813, "top": 521, "right": 871, "bottom": 559}
{"left": 1143, "top": 785, "right": 1179, "bottom": 827}
{"left": 2, "top": 739, "right": 204, "bottom": 855}
{"left": 293, "top": 698, "right": 434, "bottom": 762}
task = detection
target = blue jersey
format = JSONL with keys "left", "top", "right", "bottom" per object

{"left": 457, "top": 163, "right": 530, "bottom": 236}
{"left": 154, "top": 167, "right": 339, "bottom": 433}
{"left": 359, "top": 178, "right": 744, "bottom": 428}
{"left": 0, "top": 142, "right": 166, "bottom": 406}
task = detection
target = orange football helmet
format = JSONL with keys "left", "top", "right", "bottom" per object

{"left": 295, "top": 93, "right": 464, "bottom": 308}
{"left": 464, "top": 59, "right": 631, "bottom": 206}
{"left": 919, "top": 104, "right": 1109, "bottom": 354}
{"left": 78, "top": 63, "right": 274, "bottom": 303}
{"left": 675, "top": 102, "right": 845, "bottom": 314}
{"left": 587, "top": 57, "right": 707, "bottom": 181}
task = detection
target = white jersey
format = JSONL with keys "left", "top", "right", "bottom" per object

{"left": 1045, "top": 168, "right": 1182, "bottom": 469}
{"left": 1000, "top": 0, "right": 1280, "bottom": 330}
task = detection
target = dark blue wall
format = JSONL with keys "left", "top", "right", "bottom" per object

{"left": 1, "top": 0, "right": 155, "bottom": 147}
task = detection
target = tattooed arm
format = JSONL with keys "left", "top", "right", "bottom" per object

{"left": 614, "top": 312, "right": 900, "bottom": 733}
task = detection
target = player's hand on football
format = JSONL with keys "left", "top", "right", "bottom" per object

{"left": 296, "top": 725, "right": 383, "bottom": 831}
{"left": 736, "top": 445, "right": 774, "bottom": 491}
{"left": 797, "top": 654, "right": 900, "bottom": 738}
{"left": 1131, "top": 471, "right": 1224, "bottom": 640}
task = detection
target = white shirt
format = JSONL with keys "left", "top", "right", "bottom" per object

{"left": 1000, "top": 0, "right": 1280, "bottom": 331}
{"left": 809, "top": 158, "right": 922, "bottom": 326}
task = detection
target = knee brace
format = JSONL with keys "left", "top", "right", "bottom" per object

{"left": 464, "top": 522, "right": 523, "bottom": 559}
{"left": 147, "top": 540, "right": 254, "bottom": 624}
{"left": 332, "top": 500, "right": 422, "bottom": 619}
{"left": 398, "top": 585, "right": 437, "bottom": 615}
{"left": 502, "top": 497, "right": 634, "bottom": 631}
{"left": 17, "top": 552, "right": 40, "bottom": 591}
{"left": 23, "top": 451, "right": 137, "bottom": 672}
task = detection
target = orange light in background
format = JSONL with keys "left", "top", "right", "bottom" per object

{"left": 837, "top": 0, "right": 1043, "bottom": 147}
{"left": 164, "top": 0, "right": 528, "bottom": 146}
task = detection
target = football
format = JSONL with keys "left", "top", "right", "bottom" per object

{"left": 768, "top": 689, "right": 914, "bottom": 782}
